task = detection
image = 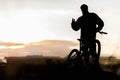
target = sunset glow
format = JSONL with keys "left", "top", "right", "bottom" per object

{"left": 0, "top": 0, "right": 119, "bottom": 58}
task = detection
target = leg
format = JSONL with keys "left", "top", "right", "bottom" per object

{"left": 82, "top": 41, "right": 89, "bottom": 67}
{"left": 89, "top": 41, "right": 96, "bottom": 60}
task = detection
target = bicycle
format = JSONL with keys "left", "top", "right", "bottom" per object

{"left": 66, "top": 31, "right": 107, "bottom": 69}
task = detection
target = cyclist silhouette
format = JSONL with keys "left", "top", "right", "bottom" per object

{"left": 71, "top": 4, "right": 104, "bottom": 66}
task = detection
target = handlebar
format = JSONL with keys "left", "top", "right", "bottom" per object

{"left": 98, "top": 31, "right": 108, "bottom": 35}
{"left": 77, "top": 31, "right": 107, "bottom": 41}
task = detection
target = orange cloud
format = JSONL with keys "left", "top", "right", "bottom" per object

{"left": 0, "top": 41, "right": 24, "bottom": 47}
{"left": 0, "top": 40, "right": 78, "bottom": 57}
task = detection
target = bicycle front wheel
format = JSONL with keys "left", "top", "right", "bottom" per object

{"left": 66, "top": 49, "right": 82, "bottom": 69}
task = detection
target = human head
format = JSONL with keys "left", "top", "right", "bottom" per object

{"left": 80, "top": 4, "right": 88, "bottom": 13}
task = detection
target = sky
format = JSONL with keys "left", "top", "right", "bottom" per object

{"left": 0, "top": 0, "right": 120, "bottom": 58}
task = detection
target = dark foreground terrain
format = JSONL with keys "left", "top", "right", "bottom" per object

{"left": 0, "top": 56, "right": 120, "bottom": 80}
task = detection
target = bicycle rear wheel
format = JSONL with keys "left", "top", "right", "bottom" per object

{"left": 95, "top": 40, "right": 101, "bottom": 62}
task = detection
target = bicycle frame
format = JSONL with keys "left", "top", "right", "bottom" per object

{"left": 66, "top": 31, "right": 107, "bottom": 68}
{"left": 78, "top": 31, "right": 107, "bottom": 57}
{"left": 78, "top": 31, "right": 107, "bottom": 52}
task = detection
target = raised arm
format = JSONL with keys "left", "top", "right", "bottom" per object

{"left": 71, "top": 18, "right": 81, "bottom": 31}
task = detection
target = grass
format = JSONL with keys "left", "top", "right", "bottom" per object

{"left": 0, "top": 56, "right": 120, "bottom": 80}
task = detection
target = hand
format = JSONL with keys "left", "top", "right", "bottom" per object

{"left": 72, "top": 18, "right": 75, "bottom": 25}
{"left": 72, "top": 18, "right": 75, "bottom": 22}
{"left": 71, "top": 18, "right": 79, "bottom": 31}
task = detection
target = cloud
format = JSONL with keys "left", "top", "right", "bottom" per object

{"left": 24, "top": 40, "right": 78, "bottom": 57}
{"left": 0, "top": 41, "right": 24, "bottom": 47}
{"left": 0, "top": 40, "right": 78, "bottom": 57}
